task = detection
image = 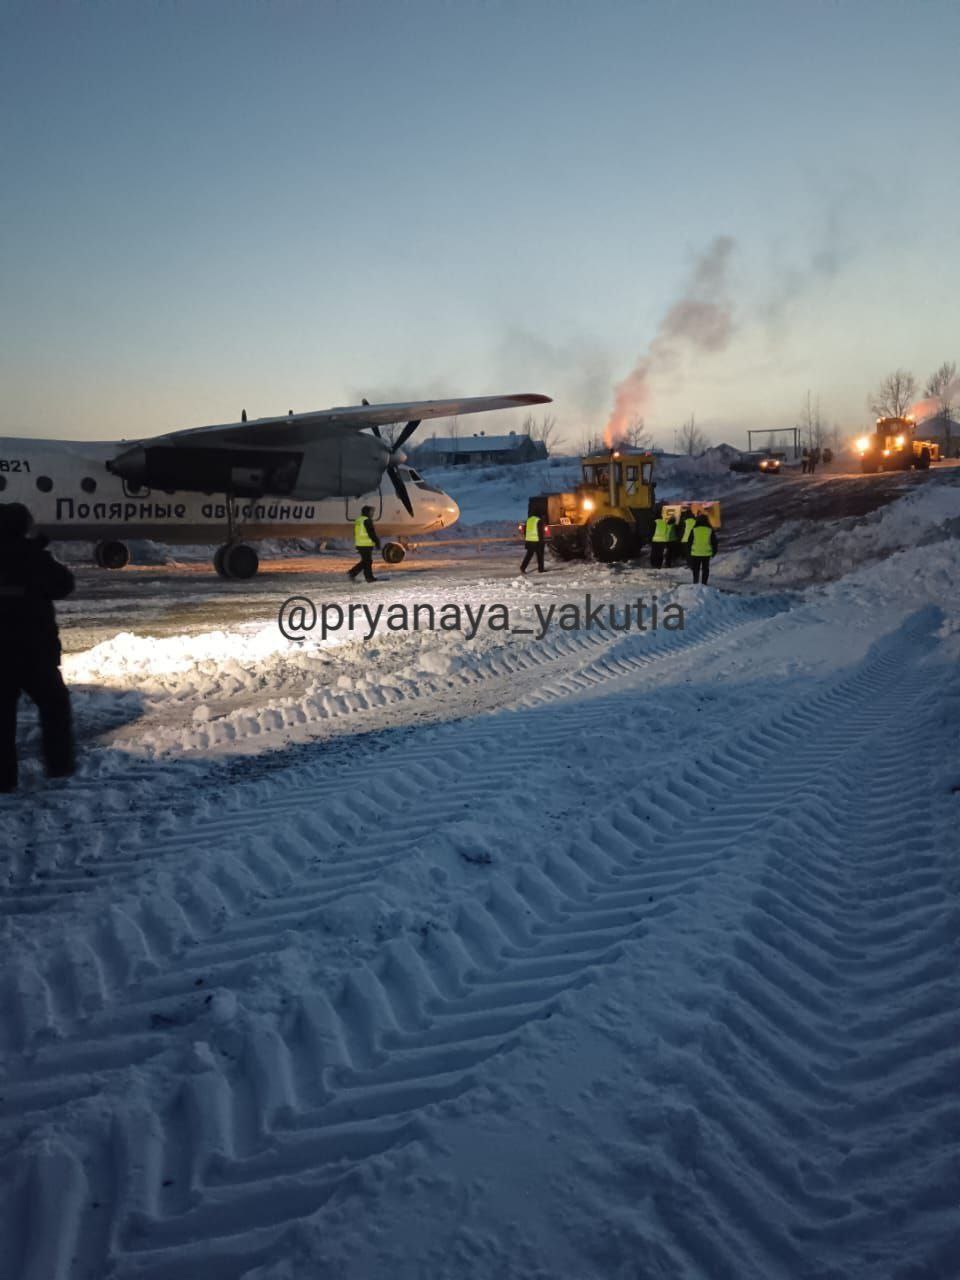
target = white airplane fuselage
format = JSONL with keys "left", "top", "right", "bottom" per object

{"left": 0, "top": 438, "right": 460, "bottom": 545}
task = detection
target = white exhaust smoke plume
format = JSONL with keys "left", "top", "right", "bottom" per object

{"left": 605, "top": 236, "right": 736, "bottom": 447}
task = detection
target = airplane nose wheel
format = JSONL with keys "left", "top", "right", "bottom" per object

{"left": 382, "top": 541, "right": 406, "bottom": 564}
{"left": 94, "top": 539, "right": 130, "bottom": 569}
{"left": 214, "top": 543, "right": 259, "bottom": 579}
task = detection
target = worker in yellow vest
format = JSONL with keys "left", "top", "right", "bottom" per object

{"left": 650, "top": 512, "right": 676, "bottom": 570}
{"left": 348, "top": 505, "right": 381, "bottom": 583}
{"left": 520, "top": 512, "right": 546, "bottom": 574}
{"left": 680, "top": 508, "right": 697, "bottom": 560}
{"left": 688, "top": 513, "right": 718, "bottom": 585}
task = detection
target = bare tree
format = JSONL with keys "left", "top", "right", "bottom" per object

{"left": 924, "top": 361, "right": 958, "bottom": 419}
{"left": 624, "top": 416, "right": 653, "bottom": 450}
{"left": 577, "top": 430, "right": 605, "bottom": 454}
{"left": 868, "top": 369, "right": 917, "bottom": 418}
{"left": 798, "top": 391, "right": 827, "bottom": 450}
{"left": 521, "top": 412, "right": 562, "bottom": 455}
{"left": 676, "top": 413, "right": 710, "bottom": 456}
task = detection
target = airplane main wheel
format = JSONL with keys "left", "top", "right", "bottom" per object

{"left": 219, "top": 544, "right": 259, "bottom": 579}
{"left": 382, "top": 542, "right": 406, "bottom": 564}
{"left": 95, "top": 539, "right": 130, "bottom": 569}
{"left": 213, "top": 546, "right": 227, "bottom": 577}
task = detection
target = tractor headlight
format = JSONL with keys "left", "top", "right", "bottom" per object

{"left": 582, "top": 497, "right": 595, "bottom": 511}
{"left": 894, "top": 435, "right": 905, "bottom": 447}
{"left": 856, "top": 436, "right": 871, "bottom": 452}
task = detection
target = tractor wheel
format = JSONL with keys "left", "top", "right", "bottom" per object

{"left": 589, "top": 517, "right": 632, "bottom": 563}
{"left": 860, "top": 461, "right": 878, "bottom": 474}
{"left": 549, "top": 534, "right": 582, "bottom": 561}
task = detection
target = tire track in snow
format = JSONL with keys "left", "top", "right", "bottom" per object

{"left": 0, "top": 591, "right": 778, "bottom": 912}
{"left": 574, "top": 627, "right": 959, "bottom": 1279}
{"left": 0, "top": 609, "right": 945, "bottom": 1279}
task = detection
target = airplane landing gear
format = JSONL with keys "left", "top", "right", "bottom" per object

{"left": 95, "top": 539, "right": 130, "bottom": 569}
{"left": 382, "top": 541, "right": 406, "bottom": 564}
{"left": 214, "top": 544, "right": 259, "bottom": 579}
{"left": 212, "top": 493, "right": 260, "bottom": 578}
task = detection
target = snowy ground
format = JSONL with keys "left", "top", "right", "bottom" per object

{"left": 2, "top": 473, "right": 960, "bottom": 1279}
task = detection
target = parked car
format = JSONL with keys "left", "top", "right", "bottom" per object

{"left": 729, "top": 451, "right": 782, "bottom": 474}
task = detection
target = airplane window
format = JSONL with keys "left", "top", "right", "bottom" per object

{"left": 36, "top": 476, "right": 53, "bottom": 493}
{"left": 0, "top": 477, "right": 6, "bottom": 491}
{"left": 81, "top": 477, "right": 97, "bottom": 493}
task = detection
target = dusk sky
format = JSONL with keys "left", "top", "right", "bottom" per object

{"left": 2, "top": 0, "right": 958, "bottom": 450}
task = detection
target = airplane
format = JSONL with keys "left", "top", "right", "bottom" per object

{"left": 0, "top": 392, "right": 551, "bottom": 577}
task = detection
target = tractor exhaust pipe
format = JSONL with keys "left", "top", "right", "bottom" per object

{"left": 608, "top": 448, "right": 617, "bottom": 509}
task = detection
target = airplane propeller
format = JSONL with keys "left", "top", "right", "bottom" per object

{"left": 371, "top": 419, "right": 422, "bottom": 517}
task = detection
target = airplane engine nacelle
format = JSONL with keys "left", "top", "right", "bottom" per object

{"left": 109, "top": 444, "right": 305, "bottom": 498}
{"left": 108, "top": 429, "right": 390, "bottom": 501}
{"left": 291, "top": 429, "right": 391, "bottom": 500}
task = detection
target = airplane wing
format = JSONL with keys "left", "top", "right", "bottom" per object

{"left": 147, "top": 393, "right": 553, "bottom": 450}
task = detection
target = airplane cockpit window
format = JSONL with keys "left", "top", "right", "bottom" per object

{"left": 402, "top": 466, "right": 444, "bottom": 493}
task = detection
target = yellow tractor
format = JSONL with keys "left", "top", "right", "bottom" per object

{"left": 526, "top": 448, "right": 720, "bottom": 562}
{"left": 855, "top": 416, "right": 940, "bottom": 473}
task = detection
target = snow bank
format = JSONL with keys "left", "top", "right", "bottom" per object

{"left": 725, "top": 479, "right": 960, "bottom": 584}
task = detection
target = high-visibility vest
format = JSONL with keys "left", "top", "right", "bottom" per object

{"left": 682, "top": 516, "right": 696, "bottom": 543}
{"left": 524, "top": 516, "right": 541, "bottom": 542}
{"left": 690, "top": 525, "right": 714, "bottom": 557}
{"left": 652, "top": 517, "right": 671, "bottom": 542}
{"left": 354, "top": 515, "right": 374, "bottom": 548}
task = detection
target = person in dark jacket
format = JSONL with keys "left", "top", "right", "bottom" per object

{"left": 0, "top": 503, "right": 75, "bottom": 791}
{"left": 347, "top": 505, "right": 380, "bottom": 583}
{"left": 688, "top": 513, "right": 719, "bottom": 585}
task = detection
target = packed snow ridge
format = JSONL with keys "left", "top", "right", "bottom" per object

{"left": 2, "top": 477, "right": 959, "bottom": 1279}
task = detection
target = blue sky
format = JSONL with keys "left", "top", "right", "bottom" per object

{"left": 2, "top": 0, "right": 958, "bottom": 448}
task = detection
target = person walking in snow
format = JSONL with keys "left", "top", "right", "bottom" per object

{"left": 0, "top": 503, "right": 76, "bottom": 791}
{"left": 348, "top": 505, "right": 380, "bottom": 583}
{"left": 650, "top": 511, "right": 675, "bottom": 569}
{"left": 520, "top": 512, "right": 545, "bottom": 574}
{"left": 688, "top": 512, "right": 718, "bottom": 586}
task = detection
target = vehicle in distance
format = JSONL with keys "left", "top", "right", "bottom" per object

{"left": 855, "top": 416, "right": 939, "bottom": 474}
{"left": 729, "top": 451, "right": 781, "bottom": 474}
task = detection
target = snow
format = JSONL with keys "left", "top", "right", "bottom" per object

{"left": 2, "top": 477, "right": 959, "bottom": 1279}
